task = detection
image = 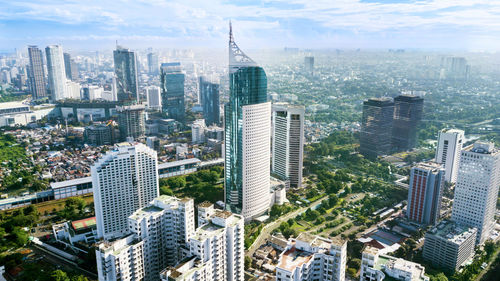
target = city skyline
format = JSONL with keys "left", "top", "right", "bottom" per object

{"left": 1, "top": 1, "right": 500, "bottom": 51}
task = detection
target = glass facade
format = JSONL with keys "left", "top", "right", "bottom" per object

{"left": 199, "top": 77, "right": 220, "bottom": 126}
{"left": 224, "top": 66, "right": 267, "bottom": 214}
{"left": 161, "top": 63, "right": 185, "bottom": 123}
{"left": 114, "top": 48, "right": 138, "bottom": 103}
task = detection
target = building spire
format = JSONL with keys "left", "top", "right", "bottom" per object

{"left": 228, "top": 20, "right": 257, "bottom": 73}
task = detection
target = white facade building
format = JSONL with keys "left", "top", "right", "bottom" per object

{"left": 276, "top": 233, "right": 347, "bottom": 281}
{"left": 272, "top": 103, "right": 305, "bottom": 188}
{"left": 46, "top": 45, "right": 67, "bottom": 101}
{"left": 451, "top": 142, "right": 500, "bottom": 244}
{"left": 435, "top": 129, "right": 465, "bottom": 183}
{"left": 146, "top": 86, "right": 162, "bottom": 110}
{"left": 65, "top": 80, "right": 81, "bottom": 100}
{"left": 92, "top": 143, "right": 159, "bottom": 240}
{"left": 96, "top": 234, "right": 145, "bottom": 281}
{"left": 191, "top": 119, "right": 206, "bottom": 144}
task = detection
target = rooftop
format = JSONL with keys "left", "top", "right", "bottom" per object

{"left": 158, "top": 158, "right": 200, "bottom": 169}
{"left": 427, "top": 220, "right": 477, "bottom": 244}
{"left": 0, "top": 101, "right": 30, "bottom": 110}
{"left": 198, "top": 201, "right": 213, "bottom": 208}
{"left": 50, "top": 176, "right": 92, "bottom": 189}
{"left": 466, "top": 142, "right": 498, "bottom": 155}
{"left": 278, "top": 245, "right": 314, "bottom": 272}
{"left": 71, "top": 216, "right": 96, "bottom": 231}
{"left": 192, "top": 222, "right": 225, "bottom": 241}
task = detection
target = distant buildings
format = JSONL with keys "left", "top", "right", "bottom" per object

{"left": 225, "top": 23, "right": 271, "bottom": 220}
{"left": 46, "top": 45, "right": 67, "bottom": 101}
{"left": 160, "top": 62, "right": 185, "bottom": 123}
{"left": 441, "top": 57, "right": 470, "bottom": 80}
{"left": 84, "top": 124, "right": 115, "bottom": 146}
{"left": 147, "top": 52, "right": 159, "bottom": 75}
{"left": 92, "top": 143, "right": 158, "bottom": 240}
{"left": 117, "top": 104, "right": 146, "bottom": 141}
{"left": 423, "top": 220, "right": 476, "bottom": 272}
{"left": 304, "top": 56, "right": 314, "bottom": 75}
{"left": 146, "top": 86, "right": 161, "bottom": 111}
{"left": 272, "top": 103, "right": 305, "bottom": 188}
{"left": 27, "top": 45, "right": 47, "bottom": 99}
{"left": 451, "top": 142, "right": 500, "bottom": 244}
{"left": 276, "top": 233, "right": 346, "bottom": 281}
{"left": 114, "top": 46, "right": 139, "bottom": 103}
{"left": 406, "top": 161, "right": 444, "bottom": 225}
{"left": 360, "top": 98, "right": 394, "bottom": 159}
{"left": 63, "top": 52, "right": 78, "bottom": 81}
{"left": 191, "top": 119, "right": 206, "bottom": 144}
{"left": 360, "top": 246, "right": 429, "bottom": 281}
{"left": 435, "top": 129, "right": 464, "bottom": 183}
{"left": 392, "top": 95, "right": 423, "bottom": 152}
{"left": 199, "top": 76, "right": 220, "bottom": 126}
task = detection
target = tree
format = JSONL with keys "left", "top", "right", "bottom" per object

{"left": 430, "top": 273, "right": 448, "bottom": 281}
{"left": 244, "top": 256, "right": 252, "bottom": 270}
{"left": 51, "top": 270, "right": 70, "bottom": 281}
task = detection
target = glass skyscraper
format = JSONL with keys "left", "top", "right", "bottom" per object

{"left": 160, "top": 62, "right": 185, "bottom": 123}
{"left": 199, "top": 76, "right": 220, "bottom": 126}
{"left": 113, "top": 46, "right": 138, "bottom": 104}
{"left": 27, "top": 45, "right": 47, "bottom": 99}
{"left": 225, "top": 23, "right": 271, "bottom": 220}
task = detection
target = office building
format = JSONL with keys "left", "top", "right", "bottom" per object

{"left": 225, "top": 23, "right": 271, "bottom": 220}
{"left": 276, "top": 233, "right": 346, "bottom": 281}
{"left": 160, "top": 62, "right": 185, "bottom": 122}
{"left": 435, "top": 129, "right": 465, "bottom": 183}
{"left": 191, "top": 119, "right": 206, "bottom": 144}
{"left": 272, "top": 103, "right": 305, "bottom": 188}
{"left": 128, "top": 196, "right": 195, "bottom": 280}
{"left": 407, "top": 161, "right": 445, "bottom": 225}
{"left": 451, "top": 142, "right": 500, "bottom": 244}
{"left": 46, "top": 45, "right": 67, "bottom": 101}
{"left": 27, "top": 45, "right": 47, "bottom": 99}
{"left": 117, "top": 104, "right": 146, "bottom": 141}
{"left": 360, "top": 246, "right": 429, "bottom": 281}
{"left": 423, "top": 220, "right": 476, "bottom": 272}
{"left": 92, "top": 143, "right": 158, "bottom": 240}
{"left": 114, "top": 46, "right": 138, "bottom": 103}
{"left": 147, "top": 52, "right": 159, "bottom": 75}
{"left": 360, "top": 98, "right": 394, "bottom": 159}
{"left": 304, "top": 56, "right": 314, "bottom": 75}
{"left": 160, "top": 209, "right": 244, "bottom": 281}
{"left": 199, "top": 77, "right": 220, "bottom": 126}
{"left": 96, "top": 234, "right": 145, "bottom": 281}
{"left": 146, "top": 86, "right": 161, "bottom": 110}
{"left": 63, "top": 52, "right": 78, "bottom": 81}
{"left": 392, "top": 94, "right": 424, "bottom": 152}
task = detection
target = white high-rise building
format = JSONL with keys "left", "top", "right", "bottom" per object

{"left": 160, "top": 207, "right": 244, "bottom": 281}
{"left": 191, "top": 119, "right": 206, "bottom": 144}
{"left": 45, "top": 45, "right": 67, "bottom": 101}
{"left": 128, "top": 195, "right": 195, "bottom": 281}
{"left": 146, "top": 86, "right": 161, "bottom": 110}
{"left": 92, "top": 143, "right": 159, "bottom": 240}
{"left": 65, "top": 80, "right": 81, "bottom": 100}
{"left": 96, "top": 234, "right": 145, "bottom": 281}
{"left": 276, "top": 233, "right": 347, "bottom": 281}
{"left": 435, "top": 129, "right": 465, "bottom": 183}
{"left": 272, "top": 103, "right": 305, "bottom": 188}
{"left": 451, "top": 142, "right": 500, "bottom": 244}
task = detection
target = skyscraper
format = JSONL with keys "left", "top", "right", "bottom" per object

{"left": 392, "top": 94, "right": 424, "bottom": 152}
{"left": 272, "top": 103, "right": 305, "bottom": 188}
{"left": 92, "top": 143, "right": 158, "bottom": 240}
{"left": 225, "top": 23, "right": 271, "bottom": 220}
{"left": 304, "top": 56, "right": 314, "bottom": 75}
{"left": 199, "top": 76, "right": 220, "bottom": 126}
{"left": 160, "top": 62, "right": 185, "bottom": 122}
{"left": 117, "top": 104, "right": 146, "bottom": 141}
{"left": 360, "top": 98, "right": 394, "bottom": 159}
{"left": 114, "top": 46, "right": 139, "bottom": 103}
{"left": 435, "top": 129, "right": 465, "bottom": 183}
{"left": 63, "top": 52, "right": 78, "bottom": 81}
{"left": 406, "top": 162, "right": 444, "bottom": 225}
{"left": 27, "top": 45, "right": 47, "bottom": 99}
{"left": 451, "top": 142, "right": 500, "bottom": 244}
{"left": 45, "top": 45, "right": 67, "bottom": 101}
{"left": 146, "top": 86, "right": 161, "bottom": 111}
{"left": 147, "top": 52, "right": 159, "bottom": 75}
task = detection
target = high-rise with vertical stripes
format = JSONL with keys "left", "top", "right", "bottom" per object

{"left": 27, "top": 45, "right": 47, "bottom": 99}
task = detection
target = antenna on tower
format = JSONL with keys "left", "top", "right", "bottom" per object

{"left": 229, "top": 20, "right": 233, "bottom": 43}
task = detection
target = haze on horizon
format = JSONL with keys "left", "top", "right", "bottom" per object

{"left": 1, "top": 0, "right": 500, "bottom": 52}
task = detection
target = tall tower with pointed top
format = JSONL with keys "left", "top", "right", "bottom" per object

{"left": 225, "top": 22, "right": 271, "bottom": 221}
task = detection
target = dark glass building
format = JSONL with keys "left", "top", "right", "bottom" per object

{"left": 113, "top": 46, "right": 138, "bottom": 104}
{"left": 147, "top": 52, "right": 159, "bottom": 75}
{"left": 63, "top": 52, "right": 79, "bottom": 81}
{"left": 360, "top": 98, "right": 395, "bottom": 159}
{"left": 160, "top": 63, "right": 185, "bottom": 123}
{"left": 392, "top": 94, "right": 424, "bottom": 152}
{"left": 27, "top": 45, "right": 47, "bottom": 99}
{"left": 199, "top": 76, "right": 220, "bottom": 126}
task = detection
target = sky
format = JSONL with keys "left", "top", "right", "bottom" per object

{"left": 1, "top": 0, "right": 500, "bottom": 51}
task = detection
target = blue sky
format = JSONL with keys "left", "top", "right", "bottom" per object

{"left": 1, "top": 0, "right": 499, "bottom": 51}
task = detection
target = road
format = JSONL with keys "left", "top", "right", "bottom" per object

{"left": 246, "top": 196, "right": 329, "bottom": 257}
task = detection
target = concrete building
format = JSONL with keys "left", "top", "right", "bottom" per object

{"left": 360, "top": 98, "right": 394, "bottom": 159}
{"left": 46, "top": 45, "right": 67, "bottom": 101}
{"left": 128, "top": 195, "right": 195, "bottom": 280}
{"left": 63, "top": 52, "right": 79, "bottom": 81}
{"left": 451, "top": 142, "right": 500, "bottom": 244}
{"left": 406, "top": 161, "right": 445, "bottom": 225}
{"left": 117, "top": 104, "right": 146, "bottom": 141}
{"left": 92, "top": 143, "right": 158, "bottom": 240}
{"left": 147, "top": 52, "right": 159, "bottom": 75}
{"left": 161, "top": 62, "right": 185, "bottom": 123}
{"left": 191, "top": 119, "right": 206, "bottom": 144}
{"left": 114, "top": 46, "right": 139, "bottom": 103}
{"left": 96, "top": 234, "right": 145, "bottom": 281}
{"left": 360, "top": 246, "right": 429, "bottom": 281}
{"left": 27, "top": 45, "right": 47, "bottom": 99}
{"left": 435, "top": 129, "right": 464, "bottom": 183}
{"left": 272, "top": 103, "right": 305, "bottom": 188}
{"left": 146, "top": 86, "right": 161, "bottom": 111}
{"left": 392, "top": 95, "right": 424, "bottom": 152}
{"left": 53, "top": 216, "right": 97, "bottom": 246}
{"left": 225, "top": 23, "right": 271, "bottom": 221}
{"left": 276, "top": 233, "right": 347, "bottom": 281}
{"left": 423, "top": 220, "right": 476, "bottom": 272}
{"left": 304, "top": 56, "right": 314, "bottom": 75}
{"left": 84, "top": 124, "right": 115, "bottom": 146}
